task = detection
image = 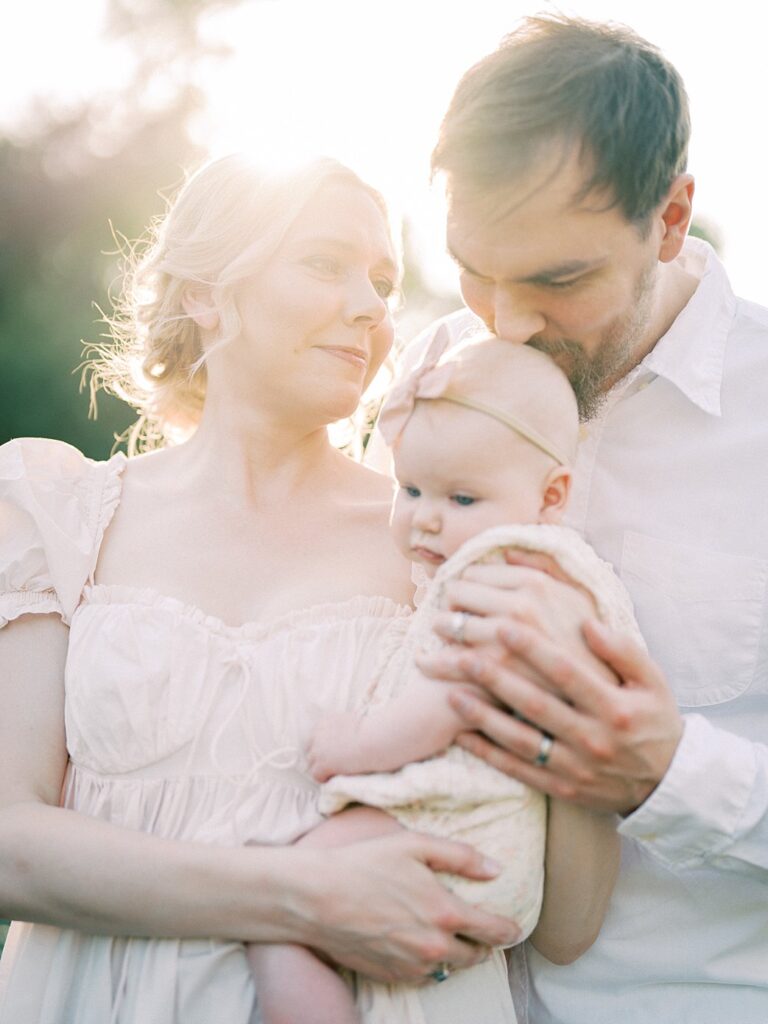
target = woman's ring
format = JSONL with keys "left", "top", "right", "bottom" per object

{"left": 448, "top": 611, "right": 470, "bottom": 644}
{"left": 533, "top": 733, "right": 554, "bottom": 767}
{"left": 429, "top": 962, "right": 451, "bottom": 983}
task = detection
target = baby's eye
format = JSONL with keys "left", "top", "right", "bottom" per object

{"left": 451, "top": 494, "right": 476, "bottom": 506}
{"left": 402, "top": 485, "right": 421, "bottom": 499}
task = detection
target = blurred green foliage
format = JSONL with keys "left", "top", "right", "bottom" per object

{"left": 0, "top": 129, "right": 202, "bottom": 457}
{"left": 0, "top": 0, "right": 244, "bottom": 458}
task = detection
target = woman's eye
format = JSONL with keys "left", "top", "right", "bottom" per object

{"left": 451, "top": 494, "right": 476, "bottom": 506}
{"left": 373, "top": 277, "right": 395, "bottom": 299}
{"left": 403, "top": 485, "right": 421, "bottom": 499}
{"left": 305, "top": 255, "right": 339, "bottom": 275}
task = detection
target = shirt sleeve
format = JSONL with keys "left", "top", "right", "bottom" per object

{"left": 619, "top": 713, "right": 768, "bottom": 875}
{"left": 0, "top": 438, "right": 124, "bottom": 627}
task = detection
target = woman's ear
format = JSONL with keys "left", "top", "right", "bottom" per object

{"left": 539, "top": 466, "right": 572, "bottom": 524}
{"left": 182, "top": 288, "right": 219, "bottom": 332}
{"left": 657, "top": 173, "right": 695, "bottom": 263}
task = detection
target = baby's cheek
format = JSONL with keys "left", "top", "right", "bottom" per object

{"left": 443, "top": 514, "right": 481, "bottom": 558}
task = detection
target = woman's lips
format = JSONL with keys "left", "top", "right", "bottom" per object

{"left": 319, "top": 346, "right": 367, "bottom": 369}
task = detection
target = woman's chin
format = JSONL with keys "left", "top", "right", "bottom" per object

{"left": 316, "top": 386, "right": 367, "bottom": 425}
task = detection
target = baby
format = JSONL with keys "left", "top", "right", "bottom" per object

{"left": 248, "top": 331, "right": 641, "bottom": 1024}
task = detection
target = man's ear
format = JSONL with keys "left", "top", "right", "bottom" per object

{"left": 657, "top": 173, "right": 695, "bottom": 263}
{"left": 539, "top": 465, "right": 572, "bottom": 523}
{"left": 182, "top": 288, "right": 219, "bottom": 332}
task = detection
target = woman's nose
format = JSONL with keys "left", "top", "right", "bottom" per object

{"left": 344, "top": 275, "right": 389, "bottom": 326}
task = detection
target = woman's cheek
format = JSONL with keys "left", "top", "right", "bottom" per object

{"left": 364, "top": 317, "right": 395, "bottom": 388}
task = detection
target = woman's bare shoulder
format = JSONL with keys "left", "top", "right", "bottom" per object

{"left": 333, "top": 458, "right": 414, "bottom": 605}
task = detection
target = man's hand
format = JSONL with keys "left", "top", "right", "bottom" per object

{"left": 417, "top": 561, "right": 684, "bottom": 816}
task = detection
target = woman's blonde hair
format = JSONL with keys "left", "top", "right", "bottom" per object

{"left": 85, "top": 153, "right": 397, "bottom": 452}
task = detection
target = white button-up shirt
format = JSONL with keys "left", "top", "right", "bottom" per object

{"left": 372, "top": 238, "right": 768, "bottom": 1022}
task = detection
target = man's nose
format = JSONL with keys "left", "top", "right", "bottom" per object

{"left": 490, "top": 292, "right": 546, "bottom": 343}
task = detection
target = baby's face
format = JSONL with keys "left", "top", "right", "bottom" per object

{"left": 390, "top": 401, "right": 552, "bottom": 576}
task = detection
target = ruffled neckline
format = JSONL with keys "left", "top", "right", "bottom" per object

{"left": 82, "top": 583, "right": 412, "bottom": 641}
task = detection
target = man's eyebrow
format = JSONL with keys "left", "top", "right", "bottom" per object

{"left": 520, "top": 259, "right": 605, "bottom": 285}
{"left": 446, "top": 245, "right": 604, "bottom": 284}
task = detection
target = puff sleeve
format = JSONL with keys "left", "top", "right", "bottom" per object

{"left": 0, "top": 438, "right": 125, "bottom": 628}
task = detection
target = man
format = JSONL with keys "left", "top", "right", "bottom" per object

{"left": 393, "top": 14, "right": 768, "bottom": 1023}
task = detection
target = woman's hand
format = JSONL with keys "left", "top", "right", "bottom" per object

{"left": 287, "top": 831, "right": 521, "bottom": 982}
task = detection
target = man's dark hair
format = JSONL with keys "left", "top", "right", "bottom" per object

{"left": 432, "top": 14, "right": 690, "bottom": 226}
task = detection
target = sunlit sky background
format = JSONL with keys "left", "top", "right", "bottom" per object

{"left": 3, "top": 0, "right": 766, "bottom": 308}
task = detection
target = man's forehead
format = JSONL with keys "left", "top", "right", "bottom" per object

{"left": 445, "top": 174, "right": 628, "bottom": 279}
{"left": 444, "top": 143, "right": 621, "bottom": 238}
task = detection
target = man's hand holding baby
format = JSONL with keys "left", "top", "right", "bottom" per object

{"left": 419, "top": 559, "right": 685, "bottom": 816}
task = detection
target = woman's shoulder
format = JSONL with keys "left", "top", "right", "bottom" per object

{"left": 0, "top": 438, "right": 127, "bottom": 626}
{"left": 336, "top": 454, "right": 395, "bottom": 505}
{"left": 0, "top": 435, "right": 123, "bottom": 480}
{"left": 331, "top": 456, "right": 414, "bottom": 607}
{"left": 0, "top": 437, "right": 127, "bottom": 536}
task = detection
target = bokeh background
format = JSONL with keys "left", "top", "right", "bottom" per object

{"left": 1, "top": 0, "right": 764, "bottom": 458}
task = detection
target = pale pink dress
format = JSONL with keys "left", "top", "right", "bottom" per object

{"left": 0, "top": 437, "right": 415, "bottom": 1024}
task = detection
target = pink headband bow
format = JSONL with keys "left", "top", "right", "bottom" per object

{"left": 377, "top": 324, "right": 454, "bottom": 445}
{"left": 377, "top": 325, "right": 569, "bottom": 465}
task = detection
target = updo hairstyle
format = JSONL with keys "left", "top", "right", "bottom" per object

{"left": 86, "top": 153, "right": 396, "bottom": 452}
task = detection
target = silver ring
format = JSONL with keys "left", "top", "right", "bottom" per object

{"left": 533, "top": 733, "right": 554, "bottom": 767}
{"left": 448, "top": 611, "right": 470, "bottom": 644}
{"left": 429, "top": 962, "right": 451, "bottom": 983}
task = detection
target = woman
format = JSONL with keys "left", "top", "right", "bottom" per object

{"left": 0, "top": 155, "right": 519, "bottom": 1023}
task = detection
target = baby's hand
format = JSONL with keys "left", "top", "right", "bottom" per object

{"left": 307, "top": 712, "right": 365, "bottom": 783}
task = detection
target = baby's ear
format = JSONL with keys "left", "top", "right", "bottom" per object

{"left": 539, "top": 466, "right": 572, "bottom": 524}
{"left": 182, "top": 287, "right": 219, "bottom": 332}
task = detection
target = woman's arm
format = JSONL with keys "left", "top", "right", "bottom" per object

{"left": 0, "top": 614, "right": 518, "bottom": 980}
{"left": 528, "top": 800, "right": 619, "bottom": 964}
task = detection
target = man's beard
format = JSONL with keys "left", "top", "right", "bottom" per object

{"left": 528, "top": 262, "right": 657, "bottom": 421}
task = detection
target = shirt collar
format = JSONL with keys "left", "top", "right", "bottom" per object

{"left": 640, "top": 237, "right": 736, "bottom": 417}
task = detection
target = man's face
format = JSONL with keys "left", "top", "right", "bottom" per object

{"left": 445, "top": 150, "right": 662, "bottom": 419}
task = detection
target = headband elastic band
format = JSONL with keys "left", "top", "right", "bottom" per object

{"left": 438, "top": 390, "right": 569, "bottom": 466}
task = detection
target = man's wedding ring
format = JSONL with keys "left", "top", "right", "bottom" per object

{"left": 534, "top": 733, "right": 554, "bottom": 767}
{"left": 448, "top": 611, "right": 470, "bottom": 644}
{"left": 430, "top": 962, "right": 451, "bottom": 983}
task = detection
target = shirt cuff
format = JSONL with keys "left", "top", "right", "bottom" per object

{"left": 618, "top": 713, "right": 757, "bottom": 867}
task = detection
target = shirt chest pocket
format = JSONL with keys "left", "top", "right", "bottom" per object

{"left": 619, "top": 530, "right": 768, "bottom": 707}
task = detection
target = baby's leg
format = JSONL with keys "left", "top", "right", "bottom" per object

{"left": 247, "top": 806, "right": 402, "bottom": 1024}
{"left": 247, "top": 943, "right": 356, "bottom": 1024}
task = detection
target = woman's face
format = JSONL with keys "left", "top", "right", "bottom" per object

{"left": 209, "top": 180, "right": 398, "bottom": 426}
